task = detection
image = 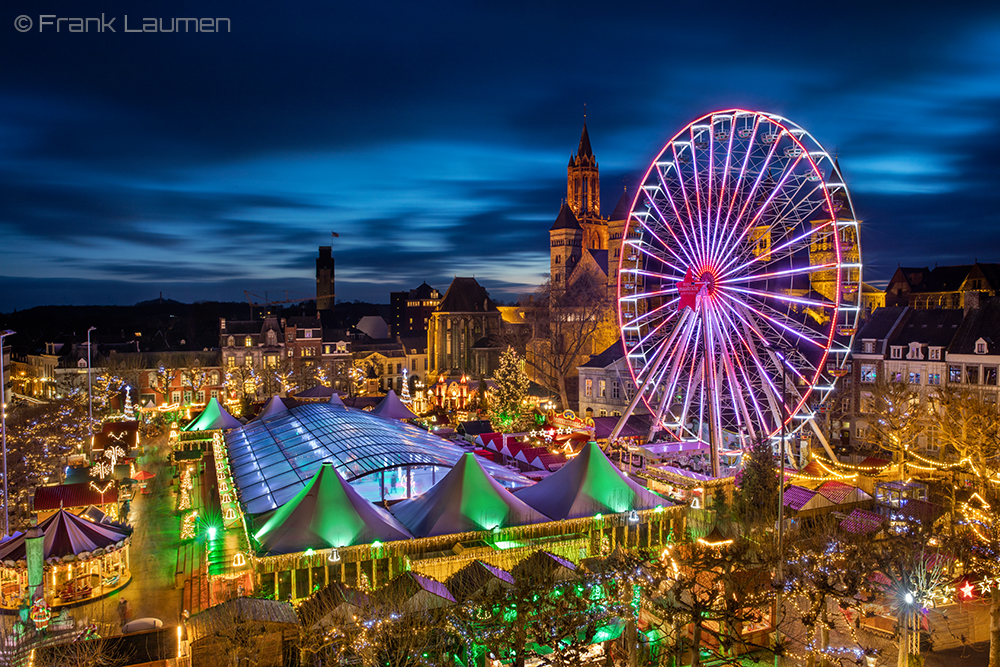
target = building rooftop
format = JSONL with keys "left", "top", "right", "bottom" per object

{"left": 436, "top": 277, "right": 498, "bottom": 313}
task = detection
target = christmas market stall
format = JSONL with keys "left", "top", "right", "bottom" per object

{"left": 0, "top": 509, "right": 131, "bottom": 609}
{"left": 177, "top": 397, "right": 242, "bottom": 452}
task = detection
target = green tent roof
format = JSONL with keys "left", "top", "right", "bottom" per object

{"left": 390, "top": 453, "right": 550, "bottom": 537}
{"left": 514, "top": 441, "right": 668, "bottom": 520}
{"left": 183, "top": 397, "right": 242, "bottom": 432}
{"left": 253, "top": 462, "right": 412, "bottom": 556}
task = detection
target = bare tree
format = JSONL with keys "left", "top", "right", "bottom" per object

{"left": 521, "top": 273, "right": 615, "bottom": 409}
{"left": 860, "top": 378, "right": 927, "bottom": 479}
{"left": 182, "top": 355, "right": 209, "bottom": 404}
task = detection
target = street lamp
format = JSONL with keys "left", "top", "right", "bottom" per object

{"left": 87, "top": 326, "right": 96, "bottom": 437}
{"left": 0, "top": 329, "right": 15, "bottom": 538}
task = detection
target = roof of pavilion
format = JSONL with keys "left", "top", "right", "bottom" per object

{"left": 184, "top": 397, "right": 242, "bottom": 431}
{"left": 0, "top": 509, "right": 130, "bottom": 563}
{"left": 390, "top": 453, "right": 551, "bottom": 537}
{"left": 226, "top": 401, "right": 532, "bottom": 516}
{"left": 513, "top": 441, "right": 669, "bottom": 520}
{"left": 252, "top": 462, "right": 412, "bottom": 556}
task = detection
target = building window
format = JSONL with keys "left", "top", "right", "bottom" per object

{"left": 863, "top": 341, "right": 875, "bottom": 354}
{"left": 227, "top": 335, "right": 235, "bottom": 348}
{"left": 266, "top": 355, "right": 277, "bottom": 368}
{"left": 267, "top": 330, "right": 277, "bottom": 346}
{"left": 196, "top": 390, "right": 205, "bottom": 402}
{"left": 949, "top": 365, "right": 962, "bottom": 383}
{"left": 929, "top": 347, "right": 941, "bottom": 361}
{"left": 244, "top": 336, "right": 252, "bottom": 347}
{"left": 976, "top": 339, "right": 988, "bottom": 354}
{"left": 860, "top": 364, "right": 877, "bottom": 383}
{"left": 183, "top": 390, "right": 192, "bottom": 403}
{"left": 907, "top": 344, "right": 923, "bottom": 360}
{"left": 612, "top": 381, "right": 620, "bottom": 400}
{"left": 304, "top": 329, "right": 313, "bottom": 338}
{"left": 396, "top": 363, "right": 402, "bottom": 374}
{"left": 171, "top": 391, "right": 181, "bottom": 404}
{"left": 967, "top": 366, "right": 980, "bottom": 385}
{"left": 985, "top": 367, "right": 997, "bottom": 386}
{"left": 892, "top": 372, "right": 903, "bottom": 383}
{"left": 890, "top": 347, "right": 903, "bottom": 359}
{"left": 908, "top": 372, "right": 920, "bottom": 385}
{"left": 411, "top": 359, "right": 416, "bottom": 371}
{"left": 928, "top": 373, "right": 941, "bottom": 385}
{"left": 211, "top": 389, "right": 218, "bottom": 399}
{"left": 288, "top": 350, "right": 293, "bottom": 358}
{"left": 209, "top": 371, "right": 220, "bottom": 385}
{"left": 599, "top": 409, "right": 607, "bottom": 417}
{"left": 599, "top": 380, "right": 606, "bottom": 398}
{"left": 147, "top": 371, "right": 156, "bottom": 386}
{"left": 245, "top": 355, "right": 253, "bottom": 367}
{"left": 585, "top": 379, "right": 593, "bottom": 397}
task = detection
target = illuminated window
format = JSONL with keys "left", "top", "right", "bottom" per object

{"left": 211, "top": 389, "right": 218, "bottom": 399}
{"left": 196, "top": 390, "right": 205, "bottom": 402}
{"left": 171, "top": 391, "right": 181, "bottom": 403}
{"left": 599, "top": 380, "right": 606, "bottom": 398}
{"left": 245, "top": 355, "right": 253, "bottom": 367}
{"left": 928, "top": 347, "right": 941, "bottom": 361}
{"left": 244, "top": 337, "right": 252, "bottom": 347}
{"left": 908, "top": 373, "right": 920, "bottom": 385}
{"left": 227, "top": 336, "right": 235, "bottom": 348}
{"left": 985, "top": 367, "right": 997, "bottom": 386}
{"left": 183, "top": 391, "right": 192, "bottom": 403}
{"left": 266, "top": 356, "right": 277, "bottom": 368}
{"left": 950, "top": 365, "right": 962, "bottom": 383}
{"left": 860, "top": 364, "right": 876, "bottom": 383}
{"left": 304, "top": 330, "right": 313, "bottom": 339}
{"left": 928, "top": 373, "right": 941, "bottom": 386}
{"left": 585, "top": 379, "right": 593, "bottom": 397}
{"left": 976, "top": 339, "right": 988, "bottom": 354}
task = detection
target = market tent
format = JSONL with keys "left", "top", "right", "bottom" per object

{"left": 370, "top": 390, "right": 417, "bottom": 420}
{"left": 390, "top": 453, "right": 551, "bottom": 537}
{"left": 815, "top": 481, "right": 872, "bottom": 506}
{"left": 782, "top": 486, "right": 833, "bottom": 514}
{"left": 252, "top": 462, "right": 412, "bottom": 556}
{"left": 183, "top": 398, "right": 242, "bottom": 432}
{"left": 294, "top": 385, "right": 336, "bottom": 399}
{"left": 514, "top": 441, "right": 668, "bottom": 520}
{"left": 252, "top": 396, "right": 289, "bottom": 422}
{"left": 0, "top": 509, "right": 130, "bottom": 562}
{"left": 375, "top": 571, "right": 455, "bottom": 613}
{"left": 328, "top": 392, "right": 345, "bottom": 407}
{"left": 446, "top": 560, "right": 514, "bottom": 603}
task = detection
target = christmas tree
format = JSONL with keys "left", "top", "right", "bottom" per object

{"left": 124, "top": 386, "right": 135, "bottom": 420}
{"left": 400, "top": 369, "right": 412, "bottom": 405}
{"left": 489, "top": 347, "right": 530, "bottom": 433}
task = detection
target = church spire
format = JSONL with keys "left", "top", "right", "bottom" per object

{"left": 577, "top": 122, "right": 594, "bottom": 159}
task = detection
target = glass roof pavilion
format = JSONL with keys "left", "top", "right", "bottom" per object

{"left": 226, "top": 402, "right": 532, "bottom": 516}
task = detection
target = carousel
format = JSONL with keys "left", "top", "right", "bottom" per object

{"left": 0, "top": 509, "right": 131, "bottom": 609}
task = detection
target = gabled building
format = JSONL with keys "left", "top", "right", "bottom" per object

{"left": 390, "top": 282, "right": 442, "bottom": 339}
{"left": 219, "top": 317, "right": 284, "bottom": 371}
{"left": 945, "top": 296, "right": 1000, "bottom": 406}
{"left": 884, "top": 263, "right": 1000, "bottom": 310}
{"left": 427, "top": 277, "right": 503, "bottom": 379}
{"left": 576, "top": 339, "right": 646, "bottom": 419}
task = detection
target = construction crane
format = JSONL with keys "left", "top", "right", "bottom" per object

{"left": 243, "top": 291, "right": 315, "bottom": 320}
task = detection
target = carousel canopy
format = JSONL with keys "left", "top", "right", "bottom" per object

{"left": 252, "top": 396, "right": 289, "bottom": 422}
{"left": 226, "top": 402, "right": 530, "bottom": 515}
{"left": 184, "top": 397, "right": 242, "bottom": 432}
{"left": 0, "top": 509, "right": 130, "bottom": 563}
{"left": 514, "top": 441, "right": 668, "bottom": 520}
{"left": 252, "top": 462, "right": 412, "bottom": 556}
{"left": 390, "top": 453, "right": 551, "bottom": 537}
{"left": 371, "top": 390, "right": 417, "bottom": 420}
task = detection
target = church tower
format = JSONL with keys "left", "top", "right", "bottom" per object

{"left": 566, "top": 123, "right": 608, "bottom": 251}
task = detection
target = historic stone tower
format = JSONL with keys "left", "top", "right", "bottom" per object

{"left": 316, "top": 246, "right": 335, "bottom": 312}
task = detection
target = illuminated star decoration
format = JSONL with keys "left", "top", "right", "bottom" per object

{"left": 960, "top": 581, "right": 975, "bottom": 599}
{"left": 676, "top": 268, "right": 700, "bottom": 311}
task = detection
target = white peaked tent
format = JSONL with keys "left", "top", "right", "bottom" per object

{"left": 252, "top": 462, "right": 412, "bottom": 556}
{"left": 514, "top": 441, "right": 668, "bottom": 520}
{"left": 183, "top": 397, "right": 243, "bottom": 431}
{"left": 252, "top": 396, "right": 289, "bottom": 422}
{"left": 371, "top": 390, "right": 418, "bottom": 420}
{"left": 328, "top": 392, "right": 345, "bottom": 407}
{"left": 391, "top": 453, "right": 550, "bottom": 537}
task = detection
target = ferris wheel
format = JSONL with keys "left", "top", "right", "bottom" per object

{"left": 616, "top": 109, "right": 861, "bottom": 472}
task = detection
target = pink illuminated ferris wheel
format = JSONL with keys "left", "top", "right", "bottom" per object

{"left": 617, "top": 110, "right": 861, "bottom": 468}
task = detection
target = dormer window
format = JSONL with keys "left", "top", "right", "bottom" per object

{"left": 227, "top": 336, "right": 235, "bottom": 348}
{"left": 976, "top": 338, "right": 989, "bottom": 355}
{"left": 244, "top": 336, "right": 252, "bottom": 347}
{"left": 906, "top": 343, "right": 923, "bottom": 360}
{"left": 267, "top": 330, "right": 277, "bottom": 346}
{"left": 863, "top": 340, "right": 875, "bottom": 354}
{"left": 928, "top": 347, "right": 941, "bottom": 361}
{"left": 304, "top": 329, "right": 313, "bottom": 338}
{"left": 890, "top": 346, "right": 903, "bottom": 359}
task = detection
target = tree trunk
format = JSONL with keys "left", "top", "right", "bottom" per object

{"left": 557, "top": 372, "right": 569, "bottom": 412}
{"left": 690, "top": 621, "right": 702, "bottom": 667}
{"left": 989, "top": 589, "right": 1000, "bottom": 667}
{"left": 897, "top": 613, "right": 909, "bottom": 667}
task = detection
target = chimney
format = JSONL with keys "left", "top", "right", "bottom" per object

{"left": 220, "top": 318, "right": 226, "bottom": 333}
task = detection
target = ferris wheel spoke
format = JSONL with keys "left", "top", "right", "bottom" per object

{"left": 722, "top": 286, "right": 837, "bottom": 311}
{"left": 669, "top": 144, "right": 706, "bottom": 265}
{"left": 715, "top": 136, "right": 783, "bottom": 267}
{"left": 721, "top": 218, "right": 838, "bottom": 281}
{"left": 639, "top": 188, "right": 701, "bottom": 268}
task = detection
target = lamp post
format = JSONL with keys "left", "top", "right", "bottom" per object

{"left": 87, "top": 326, "right": 96, "bottom": 437}
{"left": 773, "top": 346, "right": 791, "bottom": 667}
{"left": 0, "top": 329, "right": 15, "bottom": 538}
